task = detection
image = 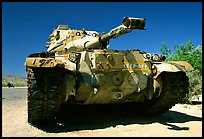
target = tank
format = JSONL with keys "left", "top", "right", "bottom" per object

{"left": 25, "top": 17, "right": 194, "bottom": 124}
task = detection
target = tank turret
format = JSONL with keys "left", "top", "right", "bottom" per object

{"left": 46, "top": 17, "right": 145, "bottom": 52}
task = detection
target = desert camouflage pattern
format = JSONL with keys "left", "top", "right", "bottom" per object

{"left": 25, "top": 17, "right": 193, "bottom": 104}
{"left": 25, "top": 17, "right": 194, "bottom": 124}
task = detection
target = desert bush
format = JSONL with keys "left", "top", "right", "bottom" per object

{"left": 185, "top": 70, "right": 202, "bottom": 103}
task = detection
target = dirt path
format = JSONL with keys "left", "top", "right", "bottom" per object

{"left": 2, "top": 88, "right": 202, "bottom": 137}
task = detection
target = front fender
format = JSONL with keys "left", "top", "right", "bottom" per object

{"left": 153, "top": 61, "right": 194, "bottom": 78}
{"left": 25, "top": 57, "right": 65, "bottom": 68}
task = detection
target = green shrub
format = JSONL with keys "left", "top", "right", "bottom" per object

{"left": 185, "top": 70, "right": 202, "bottom": 103}
{"left": 160, "top": 39, "right": 202, "bottom": 72}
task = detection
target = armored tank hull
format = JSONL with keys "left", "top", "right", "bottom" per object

{"left": 25, "top": 17, "right": 193, "bottom": 124}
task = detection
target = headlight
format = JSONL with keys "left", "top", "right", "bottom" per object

{"left": 152, "top": 54, "right": 159, "bottom": 61}
{"left": 144, "top": 53, "right": 151, "bottom": 60}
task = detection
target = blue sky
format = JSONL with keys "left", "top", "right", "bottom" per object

{"left": 2, "top": 2, "right": 202, "bottom": 77}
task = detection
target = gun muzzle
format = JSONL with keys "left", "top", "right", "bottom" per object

{"left": 122, "top": 17, "right": 145, "bottom": 30}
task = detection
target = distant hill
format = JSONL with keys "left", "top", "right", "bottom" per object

{"left": 2, "top": 75, "right": 27, "bottom": 87}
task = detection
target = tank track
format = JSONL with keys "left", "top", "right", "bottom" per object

{"left": 143, "top": 72, "right": 189, "bottom": 116}
{"left": 27, "top": 68, "right": 64, "bottom": 124}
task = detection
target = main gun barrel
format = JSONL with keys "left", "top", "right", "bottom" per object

{"left": 122, "top": 17, "right": 145, "bottom": 29}
{"left": 101, "top": 17, "right": 145, "bottom": 42}
{"left": 86, "top": 17, "right": 145, "bottom": 49}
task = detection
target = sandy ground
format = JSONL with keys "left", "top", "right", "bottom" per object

{"left": 2, "top": 87, "right": 202, "bottom": 137}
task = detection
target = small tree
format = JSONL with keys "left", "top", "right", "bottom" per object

{"left": 160, "top": 39, "right": 202, "bottom": 73}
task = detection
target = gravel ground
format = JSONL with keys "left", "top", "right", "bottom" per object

{"left": 2, "top": 87, "right": 202, "bottom": 137}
